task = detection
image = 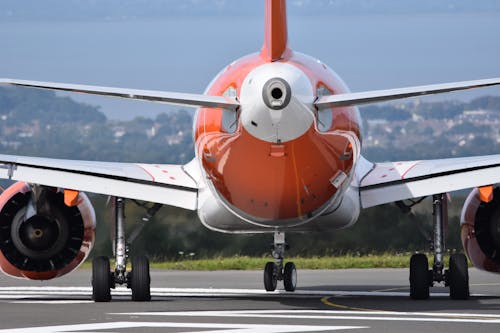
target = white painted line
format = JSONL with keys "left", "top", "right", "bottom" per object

{"left": 10, "top": 300, "right": 94, "bottom": 304}
{"left": 111, "top": 310, "right": 500, "bottom": 324}
{"left": 237, "top": 309, "right": 500, "bottom": 319}
{"left": 0, "top": 287, "right": 91, "bottom": 292}
{"left": 0, "top": 286, "right": 461, "bottom": 298}
{"left": 269, "top": 309, "right": 500, "bottom": 319}
{"left": 110, "top": 310, "right": 500, "bottom": 319}
{"left": 0, "top": 321, "right": 366, "bottom": 333}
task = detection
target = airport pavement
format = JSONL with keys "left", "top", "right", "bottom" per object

{"left": 0, "top": 268, "right": 499, "bottom": 332}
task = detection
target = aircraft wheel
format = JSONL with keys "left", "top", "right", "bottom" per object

{"left": 448, "top": 253, "right": 469, "bottom": 300}
{"left": 283, "top": 262, "right": 297, "bottom": 292}
{"left": 410, "top": 253, "right": 430, "bottom": 300}
{"left": 264, "top": 261, "right": 277, "bottom": 291}
{"left": 130, "top": 256, "right": 151, "bottom": 301}
{"left": 92, "top": 256, "right": 111, "bottom": 302}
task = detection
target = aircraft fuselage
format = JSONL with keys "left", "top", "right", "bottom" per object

{"left": 194, "top": 51, "right": 363, "bottom": 233}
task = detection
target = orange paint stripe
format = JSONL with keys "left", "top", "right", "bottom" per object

{"left": 401, "top": 161, "right": 420, "bottom": 179}
{"left": 137, "top": 165, "right": 156, "bottom": 182}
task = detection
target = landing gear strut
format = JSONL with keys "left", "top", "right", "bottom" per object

{"left": 409, "top": 194, "right": 469, "bottom": 300}
{"left": 263, "top": 231, "right": 297, "bottom": 292}
{"left": 91, "top": 197, "right": 151, "bottom": 302}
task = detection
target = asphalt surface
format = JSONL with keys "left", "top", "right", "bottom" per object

{"left": 0, "top": 268, "right": 499, "bottom": 332}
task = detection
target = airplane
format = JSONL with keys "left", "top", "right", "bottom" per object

{"left": 0, "top": 0, "right": 500, "bottom": 302}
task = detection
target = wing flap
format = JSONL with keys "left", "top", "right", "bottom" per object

{"left": 315, "top": 78, "right": 500, "bottom": 109}
{"left": 0, "top": 78, "right": 239, "bottom": 110}
{"left": 0, "top": 154, "right": 198, "bottom": 210}
{"left": 359, "top": 155, "right": 500, "bottom": 208}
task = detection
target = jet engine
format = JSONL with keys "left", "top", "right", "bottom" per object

{"left": 0, "top": 182, "right": 95, "bottom": 280}
{"left": 461, "top": 187, "right": 500, "bottom": 273}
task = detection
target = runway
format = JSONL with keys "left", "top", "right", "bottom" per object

{"left": 0, "top": 268, "right": 499, "bottom": 332}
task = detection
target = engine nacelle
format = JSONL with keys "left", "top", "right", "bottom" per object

{"left": 0, "top": 182, "right": 95, "bottom": 280}
{"left": 461, "top": 187, "right": 500, "bottom": 273}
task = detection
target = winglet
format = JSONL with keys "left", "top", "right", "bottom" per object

{"left": 261, "top": 0, "right": 290, "bottom": 62}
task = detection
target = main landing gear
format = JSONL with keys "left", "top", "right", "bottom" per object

{"left": 92, "top": 197, "right": 153, "bottom": 302}
{"left": 409, "top": 194, "right": 469, "bottom": 300}
{"left": 263, "top": 231, "right": 297, "bottom": 292}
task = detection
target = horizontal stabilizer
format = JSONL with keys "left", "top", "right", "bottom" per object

{"left": 315, "top": 78, "right": 500, "bottom": 109}
{"left": 0, "top": 78, "right": 239, "bottom": 110}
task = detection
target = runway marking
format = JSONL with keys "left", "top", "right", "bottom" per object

{"left": 320, "top": 298, "right": 500, "bottom": 322}
{"left": 0, "top": 286, "right": 460, "bottom": 299}
{"left": 112, "top": 309, "right": 500, "bottom": 324}
{"left": 10, "top": 300, "right": 93, "bottom": 304}
{"left": 471, "top": 282, "right": 500, "bottom": 286}
{"left": 320, "top": 296, "right": 390, "bottom": 312}
{"left": 0, "top": 321, "right": 366, "bottom": 333}
{"left": 371, "top": 286, "right": 408, "bottom": 292}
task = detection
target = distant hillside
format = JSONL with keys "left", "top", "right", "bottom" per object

{"left": 0, "top": 87, "right": 106, "bottom": 125}
{"left": 360, "top": 96, "right": 500, "bottom": 161}
{"left": 0, "top": 87, "right": 193, "bottom": 163}
{"left": 361, "top": 96, "right": 500, "bottom": 121}
{"left": 467, "top": 96, "right": 500, "bottom": 110}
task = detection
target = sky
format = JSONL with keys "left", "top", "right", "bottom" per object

{"left": 1, "top": 0, "right": 499, "bottom": 119}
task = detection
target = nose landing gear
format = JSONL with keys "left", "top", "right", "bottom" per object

{"left": 263, "top": 231, "right": 297, "bottom": 292}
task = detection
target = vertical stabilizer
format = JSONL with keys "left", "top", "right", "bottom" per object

{"left": 261, "top": 0, "right": 290, "bottom": 62}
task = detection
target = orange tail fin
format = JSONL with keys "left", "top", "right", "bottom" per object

{"left": 261, "top": 0, "right": 290, "bottom": 62}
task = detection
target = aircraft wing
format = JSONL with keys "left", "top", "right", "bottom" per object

{"left": 0, "top": 78, "right": 239, "bottom": 110}
{"left": 0, "top": 154, "right": 199, "bottom": 210}
{"left": 315, "top": 78, "right": 500, "bottom": 109}
{"left": 359, "top": 154, "right": 500, "bottom": 208}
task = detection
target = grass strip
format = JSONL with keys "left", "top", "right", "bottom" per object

{"left": 82, "top": 253, "right": 421, "bottom": 270}
{"left": 150, "top": 254, "right": 412, "bottom": 270}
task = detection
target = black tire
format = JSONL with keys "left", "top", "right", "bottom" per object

{"left": 283, "top": 262, "right": 297, "bottom": 292}
{"left": 448, "top": 253, "right": 469, "bottom": 300}
{"left": 92, "top": 256, "right": 111, "bottom": 302}
{"left": 130, "top": 256, "right": 151, "bottom": 301}
{"left": 410, "top": 253, "right": 430, "bottom": 300}
{"left": 263, "top": 261, "right": 277, "bottom": 292}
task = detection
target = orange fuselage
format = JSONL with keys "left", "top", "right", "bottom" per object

{"left": 194, "top": 51, "right": 362, "bottom": 225}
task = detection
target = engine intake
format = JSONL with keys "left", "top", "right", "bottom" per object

{"left": 461, "top": 187, "right": 500, "bottom": 273}
{"left": 0, "top": 182, "right": 95, "bottom": 279}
